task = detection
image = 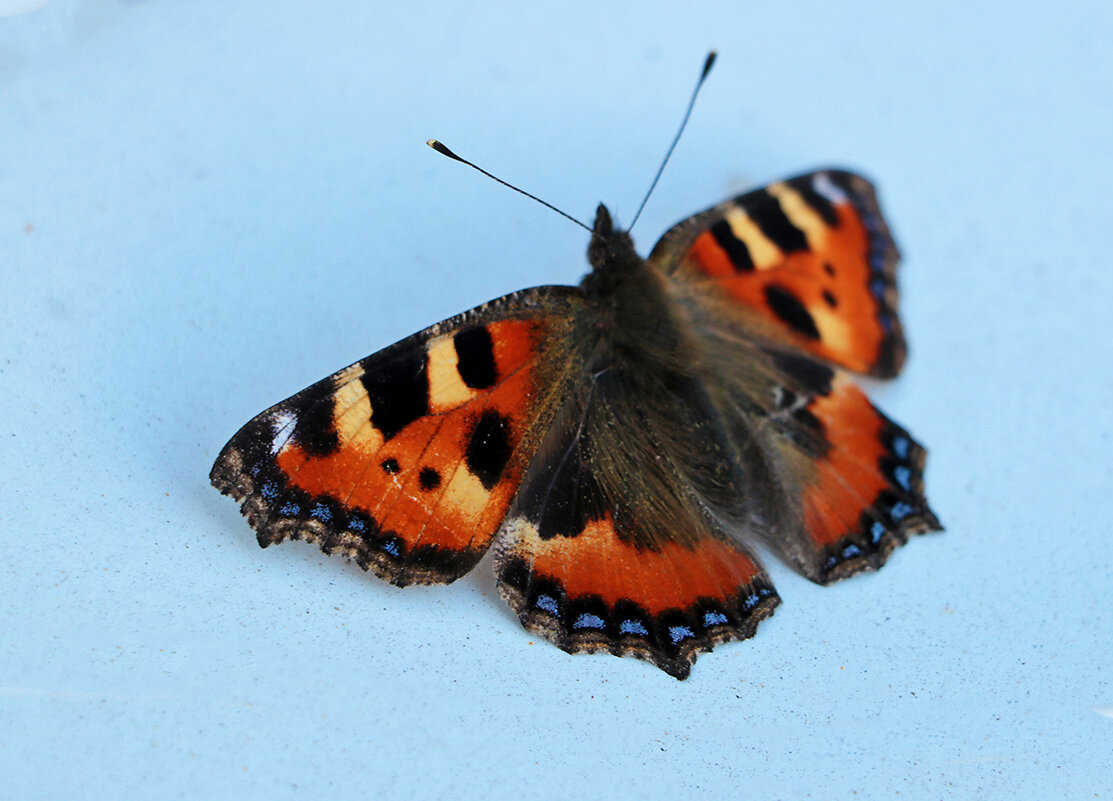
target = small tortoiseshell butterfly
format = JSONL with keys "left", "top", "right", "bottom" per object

{"left": 211, "top": 55, "right": 941, "bottom": 679}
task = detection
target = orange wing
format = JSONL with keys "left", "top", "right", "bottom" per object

{"left": 761, "top": 367, "right": 942, "bottom": 585}
{"left": 650, "top": 170, "right": 905, "bottom": 377}
{"left": 211, "top": 287, "right": 582, "bottom": 586}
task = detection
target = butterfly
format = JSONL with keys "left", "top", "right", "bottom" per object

{"left": 210, "top": 60, "right": 940, "bottom": 680}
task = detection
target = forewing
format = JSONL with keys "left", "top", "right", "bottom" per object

{"left": 211, "top": 286, "right": 583, "bottom": 586}
{"left": 649, "top": 170, "right": 905, "bottom": 377}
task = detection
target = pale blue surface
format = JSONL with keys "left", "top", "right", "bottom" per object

{"left": 3, "top": 2, "right": 1111, "bottom": 799}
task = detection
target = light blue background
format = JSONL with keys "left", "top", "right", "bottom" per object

{"left": 3, "top": 2, "right": 1111, "bottom": 798}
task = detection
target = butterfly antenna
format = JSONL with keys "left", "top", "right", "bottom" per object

{"left": 628, "top": 50, "right": 717, "bottom": 231}
{"left": 427, "top": 139, "right": 591, "bottom": 233}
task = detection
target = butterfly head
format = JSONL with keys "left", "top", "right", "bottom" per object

{"left": 587, "top": 204, "right": 639, "bottom": 285}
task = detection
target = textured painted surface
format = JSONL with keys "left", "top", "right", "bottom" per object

{"left": 2, "top": 1, "right": 1111, "bottom": 798}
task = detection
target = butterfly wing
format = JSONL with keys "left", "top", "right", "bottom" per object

{"left": 778, "top": 370, "right": 941, "bottom": 583}
{"left": 648, "top": 185, "right": 941, "bottom": 585}
{"left": 211, "top": 286, "right": 584, "bottom": 586}
{"left": 649, "top": 170, "right": 905, "bottom": 377}
{"left": 694, "top": 330, "right": 941, "bottom": 585}
{"left": 493, "top": 348, "right": 780, "bottom": 679}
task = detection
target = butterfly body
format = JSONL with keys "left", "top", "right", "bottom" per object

{"left": 212, "top": 170, "right": 940, "bottom": 679}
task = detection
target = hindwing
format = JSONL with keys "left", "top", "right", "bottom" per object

{"left": 494, "top": 353, "right": 781, "bottom": 679}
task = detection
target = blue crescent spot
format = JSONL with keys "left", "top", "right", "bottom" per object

{"left": 310, "top": 503, "right": 332, "bottom": 522}
{"left": 892, "top": 435, "right": 911, "bottom": 459}
{"left": 703, "top": 610, "right": 729, "bottom": 627}
{"left": 870, "top": 521, "right": 886, "bottom": 544}
{"left": 893, "top": 465, "right": 912, "bottom": 491}
{"left": 348, "top": 517, "right": 366, "bottom": 532}
{"left": 619, "top": 619, "right": 649, "bottom": 636}
{"left": 743, "top": 593, "right": 761, "bottom": 610}
{"left": 573, "top": 613, "right": 605, "bottom": 630}
{"left": 668, "top": 625, "right": 695, "bottom": 644}
{"left": 841, "top": 543, "right": 863, "bottom": 559}
{"left": 261, "top": 481, "right": 278, "bottom": 500}
{"left": 381, "top": 538, "right": 401, "bottom": 557}
{"left": 535, "top": 594, "right": 559, "bottom": 615}
{"left": 889, "top": 501, "right": 915, "bottom": 521}
{"left": 278, "top": 502, "right": 300, "bottom": 517}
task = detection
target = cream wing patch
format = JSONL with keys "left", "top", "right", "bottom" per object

{"left": 767, "top": 182, "right": 833, "bottom": 251}
{"left": 809, "top": 305, "right": 852, "bottom": 351}
{"left": 430, "top": 461, "right": 493, "bottom": 545}
{"left": 427, "top": 334, "right": 480, "bottom": 412}
{"left": 722, "top": 206, "right": 782, "bottom": 270}
{"left": 331, "top": 362, "right": 383, "bottom": 451}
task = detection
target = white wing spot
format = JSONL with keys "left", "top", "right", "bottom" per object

{"left": 813, "top": 172, "right": 848, "bottom": 205}
{"left": 269, "top": 410, "right": 298, "bottom": 454}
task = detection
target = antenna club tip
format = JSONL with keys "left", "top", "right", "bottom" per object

{"left": 427, "top": 139, "right": 463, "bottom": 162}
{"left": 702, "top": 50, "right": 717, "bottom": 77}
